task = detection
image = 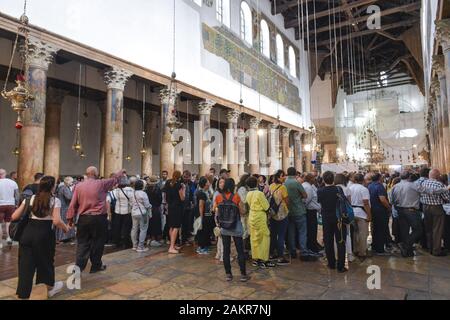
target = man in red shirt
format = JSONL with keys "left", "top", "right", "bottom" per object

{"left": 67, "top": 166, "right": 126, "bottom": 273}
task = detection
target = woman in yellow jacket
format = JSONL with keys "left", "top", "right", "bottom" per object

{"left": 245, "top": 176, "right": 275, "bottom": 268}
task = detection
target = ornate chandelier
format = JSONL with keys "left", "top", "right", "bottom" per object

{"left": 1, "top": 1, "right": 34, "bottom": 130}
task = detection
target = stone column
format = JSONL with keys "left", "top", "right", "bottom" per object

{"left": 249, "top": 118, "right": 261, "bottom": 174}
{"left": 238, "top": 129, "right": 247, "bottom": 176}
{"left": 436, "top": 19, "right": 450, "bottom": 171}
{"left": 197, "top": 100, "right": 216, "bottom": 176}
{"left": 294, "top": 131, "right": 303, "bottom": 172}
{"left": 97, "top": 101, "right": 106, "bottom": 178}
{"left": 304, "top": 133, "right": 313, "bottom": 172}
{"left": 103, "top": 67, "right": 132, "bottom": 176}
{"left": 226, "top": 110, "right": 240, "bottom": 180}
{"left": 141, "top": 111, "right": 157, "bottom": 176}
{"left": 431, "top": 76, "right": 448, "bottom": 172}
{"left": 281, "top": 128, "right": 292, "bottom": 172}
{"left": 43, "top": 87, "right": 66, "bottom": 178}
{"left": 160, "top": 87, "right": 179, "bottom": 177}
{"left": 18, "top": 38, "right": 59, "bottom": 189}
{"left": 268, "top": 124, "right": 280, "bottom": 175}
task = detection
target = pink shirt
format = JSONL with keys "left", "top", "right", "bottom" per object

{"left": 67, "top": 172, "right": 122, "bottom": 219}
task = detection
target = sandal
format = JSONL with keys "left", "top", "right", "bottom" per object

{"left": 168, "top": 249, "right": 180, "bottom": 254}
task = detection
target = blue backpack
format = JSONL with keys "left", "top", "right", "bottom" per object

{"left": 336, "top": 187, "right": 354, "bottom": 225}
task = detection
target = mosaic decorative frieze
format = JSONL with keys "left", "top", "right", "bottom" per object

{"left": 202, "top": 24, "right": 302, "bottom": 114}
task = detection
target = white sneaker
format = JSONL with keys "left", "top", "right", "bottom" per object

{"left": 136, "top": 247, "right": 149, "bottom": 253}
{"left": 48, "top": 281, "right": 64, "bottom": 298}
{"left": 150, "top": 240, "right": 162, "bottom": 247}
{"left": 132, "top": 247, "right": 137, "bottom": 251}
{"left": 348, "top": 253, "right": 355, "bottom": 262}
{"left": 6, "top": 238, "right": 12, "bottom": 245}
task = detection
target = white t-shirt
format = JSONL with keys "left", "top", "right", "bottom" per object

{"left": 337, "top": 184, "right": 351, "bottom": 199}
{"left": 0, "top": 178, "right": 18, "bottom": 206}
{"left": 349, "top": 183, "right": 370, "bottom": 219}
{"left": 107, "top": 187, "right": 134, "bottom": 215}
{"left": 23, "top": 195, "right": 61, "bottom": 220}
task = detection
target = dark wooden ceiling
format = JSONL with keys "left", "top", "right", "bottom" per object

{"left": 271, "top": 0, "right": 423, "bottom": 100}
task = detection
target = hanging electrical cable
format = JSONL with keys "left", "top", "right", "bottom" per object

{"left": 72, "top": 63, "right": 83, "bottom": 155}
{"left": 140, "top": 82, "right": 147, "bottom": 156}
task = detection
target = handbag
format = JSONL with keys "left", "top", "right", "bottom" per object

{"left": 133, "top": 191, "right": 151, "bottom": 220}
{"left": 193, "top": 216, "right": 203, "bottom": 235}
{"left": 9, "top": 198, "right": 32, "bottom": 242}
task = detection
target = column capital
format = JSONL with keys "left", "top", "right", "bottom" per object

{"left": 435, "top": 19, "right": 450, "bottom": 52}
{"left": 197, "top": 99, "right": 216, "bottom": 115}
{"left": 159, "top": 86, "right": 180, "bottom": 105}
{"left": 249, "top": 117, "right": 261, "bottom": 129}
{"left": 269, "top": 123, "right": 279, "bottom": 130}
{"left": 226, "top": 110, "right": 241, "bottom": 123}
{"left": 282, "top": 128, "right": 292, "bottom": 138}
{"left": 432, "top": 55, "right": 446, "bottom": 79}
{"left": 103, "top": 67, "right": 133, "bottom": 90}
{"left": 46, "top": 87, "right": 67, "bottom": 105}
{"left": 293, "top": 131, "right": 302, "bottom": 141}
{"left": 21, "top": 37, "right": 59, "bottom": 71}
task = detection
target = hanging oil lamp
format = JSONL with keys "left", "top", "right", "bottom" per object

{"left": 12, "top": 147, "right": 20, "bottom": 157}
{"left": 1, "top": 2, "right": 34, "bottom": 130}
{"left": 79, "top": 150, "right": 86, "bottom": 159}
{"left": 125, "top": 155, "right": 132, "bottom": 162}
{"left": 72, "top": 122, "right": 82, "bottom": 152}
{"left": 140, "top": 131, "right": 147, "bottom": 155}
{"left": 2, "top": 75, "right": 34, "bottom": 130}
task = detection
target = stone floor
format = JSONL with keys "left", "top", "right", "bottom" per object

{"left": 0, "top": 243, "right": 449, "bottom": 300}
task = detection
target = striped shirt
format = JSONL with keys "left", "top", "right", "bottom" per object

{"left": 419, "top": 179, "right": 450, "bottom": 206}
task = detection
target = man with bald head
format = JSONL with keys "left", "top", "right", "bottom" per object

{"left": 67, "top": 167, "right": 126, "bottom": 273}
{"left": 0, "top": 169, "right": 19, "bottom": 247}
{"left": 420, "top": 169, "right": 450, "bottom": 256}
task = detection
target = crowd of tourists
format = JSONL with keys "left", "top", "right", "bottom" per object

{"left": 1, "top": 165, "right": 450, "bottom": 299}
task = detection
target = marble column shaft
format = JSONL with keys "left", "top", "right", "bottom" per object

{"left": 268, "top": 124, "right": 280, "bottom": 175}
{"left": 226, "top": 110, "right": 240, "bottom": 180}
{"left": 198, "top": 100, "right": 216, "bottom": 176}
{"left": 281, "top": 128, "right": 292, "bottom": 173}
{"left": 160, "top": 87, "right": 179, "bottom": 177}
{"left": 98, "top": 101, "right": 106, "bottom": 178}
{"left": 141, "top": 111, "right": 157, "bottom": 176}
{"left": 294, "top": 132, "right": 303, "bottom": 172}
{"left": 249, "top": 118, "right": 261, "bottom": 175}
{"left": 44, "top": 88, "right": 66, "bottom": 178}
{"left": 18, "top": 38, "right": 59, "bottom": 189}
{"left": 103, "top": 67, "right": 132, "bottom": 176}
{"left": 436, "top": 19, "right": 450, "bottom": 172}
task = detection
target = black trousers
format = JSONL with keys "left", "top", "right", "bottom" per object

{"left": 76, "top": 215, "right": 108, "bottom": 272}
{"left": 444, "top": 214, "right": 450, "bottom": 250}
{"left": 181, "top": 208, "right": 193, "bottom": 243}
{"left": 17, "top": 220, "right": 55, "bottom": 299}
{"left": 222, "top": 235, "right": 246, "bottom": 276}
{"left": 306, "top": 209, "right": 320, "bottom": 252}
{"left": 392, "top": 216, "right": 401, "bottom": 244}
{"left": 112, "top": 213, "right": 132, "bottom": 248}
{"left": 196, "top": 215, "right": 214, "bottom": 248}
{"left": 323, "top": 219, "right": 346, "bottom": 270}
{"left": 372, "top": 208, "right": 390, "bottom": 253}
{"left": 398, "top": 209, "right": 423, "bottom": 254}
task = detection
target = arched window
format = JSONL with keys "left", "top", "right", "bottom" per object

{"left": 240, "top": 1, "right": 253, "bottom": 45}
{"left": 288, "top": 46, "right": 296, "bottom": 77}
{"left": 276, "top": 34, "right": 284, "bottom": 69}
{"left": 260, "top": 19, "right": 270, "bottom": 58}
{"left": 216, "top": 0, "right": 231, "bottom": 28}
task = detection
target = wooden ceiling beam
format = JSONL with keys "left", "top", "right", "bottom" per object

{"left": 309, "top": 2, "right": 421, "bottom": 35}
{"left": 285, "top": 0, "right": 377, "bottom": 29}
{"left": 314, "top": 19, "right": 418, "bottom": 46}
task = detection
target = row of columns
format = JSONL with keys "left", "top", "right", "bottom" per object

{"left": 15, "top": 38, "right": 311, "bottom": 188}
{"left": 430, "top": 19, "right": 450, "bottom": 172}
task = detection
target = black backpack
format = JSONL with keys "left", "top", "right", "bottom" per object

{"left": 268, "top": 185, "right": 282, "bottom": 217}
{"left": 217, "top": 193, "right": 239, "bottom": 230}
